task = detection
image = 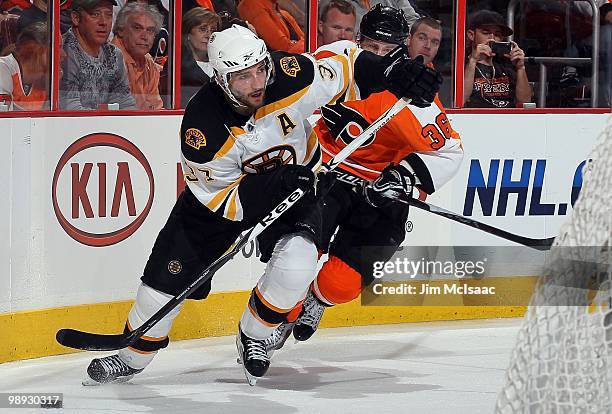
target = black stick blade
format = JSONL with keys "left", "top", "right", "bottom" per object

{"left": 56, "top": 329, "right": 129, "bottom": 351}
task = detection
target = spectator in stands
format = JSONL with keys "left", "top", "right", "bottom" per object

{"left": 237, "top": 0, "right": 304, "bottom": 52}
{"left": 16, "top": 0, "right": 72, "bottom": 34}
{"left": 180, "top": 7, "right": 220, "bottom": 107}
{"left": 463, "top": 10, "right": 531, "bottom": 108}
{"left": 119, "top": 0, "right": 169, "bottom": 105}
{"left": 124, "top": 0, "right": 169, "bottom": 67}
{"left": 0, "top": 21, "right": 49, "bottom": 110}
{"left": 60, "top": 0, "right": 136, "bottom": 110}
{"left": 318, "top": 0, "right": 355, "bottom": 47}
{"left": 16, "top": 0, "right": 46, "bottom": 33}
{"left": 321, "top": 0, "right": 420, "bottom": 29}
{"left": 112, "top": 2, "right": 163, "bottom": 109}
{"left": 111, "top": 1, "right": 168, "bottom": 63}
{"left": 0, "top": 10, "right": 19, "bottom": 55}
{"left": 278, "top": 0, "right": 305, "bottom": 32}
{"left": 407, "top": 16, "right": 441, "bottom": 66}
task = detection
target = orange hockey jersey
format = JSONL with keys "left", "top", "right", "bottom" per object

{"left": 314, "top": 41, "right": 463, "bottom": 198}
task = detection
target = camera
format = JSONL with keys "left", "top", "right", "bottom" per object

{"left": 491, "top": 41, "right": 512, "bottom": 56}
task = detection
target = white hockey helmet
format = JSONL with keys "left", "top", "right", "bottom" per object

{"left": 208, "top": 25, "right": 274, "bottom": 107}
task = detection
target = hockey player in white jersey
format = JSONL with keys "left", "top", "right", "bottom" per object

{"left": 82, "top": 24, "right": 442, "bottom": 386}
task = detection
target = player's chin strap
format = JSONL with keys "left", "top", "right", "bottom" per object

{"left": 381, "top": 191, "right": 555, "bottom": 250}
{"left": 55, "top": 97, "right": 412, "bottom": 352}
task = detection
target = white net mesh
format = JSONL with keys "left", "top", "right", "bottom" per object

{"left": 495, "top": 115, "right": 612, "bottom": 414}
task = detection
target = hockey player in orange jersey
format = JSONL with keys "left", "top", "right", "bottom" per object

{"left": 266, "top": 8, "right": 464, "bottom": 350}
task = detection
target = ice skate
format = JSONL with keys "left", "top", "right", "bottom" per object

{"left": 236, "top": 326, "right": 270, "bottom": 386}
{"left": 83, "top": 354, "right": 143, "bottom": 386}
{"left": 264, "top": 321, "right": 294, "bottom": 356}
{"left": 292, "top": 290, "right": 326, "bottom": 341}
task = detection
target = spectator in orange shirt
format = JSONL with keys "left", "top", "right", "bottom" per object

{"left": 318, "top": 0, "right": 355, "bottom": 47}
{"left": 112, "top": 2, "right": 164, "bottom": 109}
{"left": 0, "top": 21, "right": 49, "bottom": 110}
{"left": 237, "top": 0, "right": 304, "bottom": 52}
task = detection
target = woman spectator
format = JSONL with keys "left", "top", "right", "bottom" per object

{"left": 180, "top": 7, "right": 220, "bottom": 107}
{"left": 0, "top": 21, "right": 49, "bottom": 110}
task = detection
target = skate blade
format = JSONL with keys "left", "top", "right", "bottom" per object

{"left": 82, "top": 374, "right": 134, "bottom": 386}
{"left": 241, "top": 366, "right": 258, "bottom": 386}
{"left": 237, "top": 354, "right": 259, "bottom": 386}
{"left": 82, "top": 377, "right": 102, "bottom": 386}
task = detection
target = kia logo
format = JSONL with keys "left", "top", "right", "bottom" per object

{"left": 52, "top": 133, "right": 154, "bottom": 247}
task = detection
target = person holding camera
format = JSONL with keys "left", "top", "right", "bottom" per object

{"left": 463, "top": 10, "right": 532, "bottom": 108}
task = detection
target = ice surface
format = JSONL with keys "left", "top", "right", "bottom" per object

{"left": 0, "top": 319, "right": 522, "bottom": 413}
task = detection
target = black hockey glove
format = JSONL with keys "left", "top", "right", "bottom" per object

{"left": 382, "top": 46, "right": 442, "bottom": 107}
{"left": 315, "top": 171, "right": 336, "bottom": 198}
{"left": 279, "top": 164, "right": 316, "bottom": 193}
{"left": 363, "top": 163, "right": 415, "bottom": 208}
{"left": 321, "top": 102, "right": 371, "bottom": 145}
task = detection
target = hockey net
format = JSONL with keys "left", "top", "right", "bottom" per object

{"left": 495, "top": 115, "right": 612, "bottom": 414}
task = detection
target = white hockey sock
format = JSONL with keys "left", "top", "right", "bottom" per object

{"left": 240, "top": 308, "right": 276, "bottom": 340}
{"left": 241, "top": 234, "right": 318, "bottom": 340}
{"left": 118, "top": 283, "right": 184, "bottom": 370}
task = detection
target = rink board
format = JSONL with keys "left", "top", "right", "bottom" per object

{"left": 0, "top": 112, "right": 608, "bottom": 363}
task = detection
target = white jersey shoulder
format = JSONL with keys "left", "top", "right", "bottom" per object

{"left": 314, "top": 40, "right": 358, "bottom": 56}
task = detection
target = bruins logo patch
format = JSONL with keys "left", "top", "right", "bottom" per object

{"left": 168, "top": 260, "right": 182, "bottom": 275}
{"left": 242, "top": 145, "right": 296, "bottom": 174}
{"left": 280, "top": 56, "right": 301, "bottom": 77}
{"left": 185, "top": 128, "right": 206, "bottom": 150}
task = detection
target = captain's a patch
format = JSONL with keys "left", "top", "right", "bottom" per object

{"left": 280, "top": 56, "right": 301, "bottom": 77}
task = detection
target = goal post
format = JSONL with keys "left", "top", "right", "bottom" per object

{"left": 495, "top": 115, "right": 612, "bottom": 414}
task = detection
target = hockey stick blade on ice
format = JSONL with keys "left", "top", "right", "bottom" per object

{"left": 56, "top": 97, "right": 411, "bottom": 351}
{"left": 390, "top": 194, "right": 554, "bottom": 250}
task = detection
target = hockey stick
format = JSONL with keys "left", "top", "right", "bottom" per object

{"left": 388, "top": 193, "right": 554, "bottom": 250}
{"left": 56, "top": 97, "right": 411, "bottom": 351}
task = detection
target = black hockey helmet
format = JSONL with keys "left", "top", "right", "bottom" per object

{"left": 359, "top": 4, "right": 410, "bottom": 45}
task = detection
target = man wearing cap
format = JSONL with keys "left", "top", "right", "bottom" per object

{"left": 463, "top": 9, "right": 531, "bottom": 108}
{"left": 60, "top": 0, "right": 136, "bottom": 110}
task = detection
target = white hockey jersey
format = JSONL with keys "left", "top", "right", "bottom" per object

{"left": 180, "top": 49, "right": 379, "bottom": 221}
